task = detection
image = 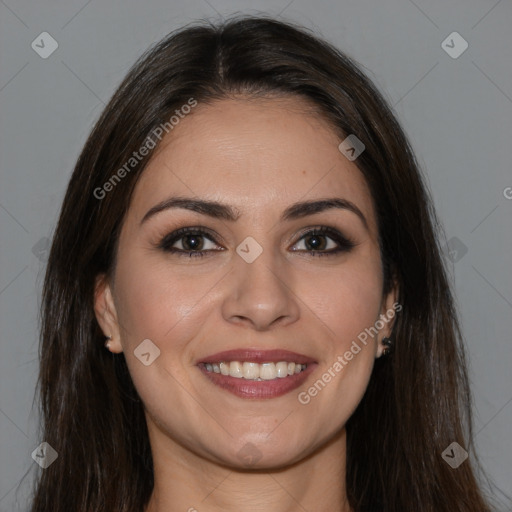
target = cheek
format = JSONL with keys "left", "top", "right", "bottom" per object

{"left": 113, "top": 252, "right": 213, "bottom": 344}
{"left": 294, "top": 252, "right": 382, "bottom": 415}
{"left": 112, "top": 257, "right": 210, "bottom": 430}
{"left": 298, "top": 253, "right": 384, "bottom": 351}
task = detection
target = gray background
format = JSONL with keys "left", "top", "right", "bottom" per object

{"left": 1, "top": 0, "right": 511, "bottom": 510}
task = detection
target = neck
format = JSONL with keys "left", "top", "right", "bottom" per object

{"left": 144, "top": 423, "right": 352, "bottom": 512}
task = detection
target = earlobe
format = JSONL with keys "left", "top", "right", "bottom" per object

{"left": 94, "top": 274, "right": 123, "bottom": 353}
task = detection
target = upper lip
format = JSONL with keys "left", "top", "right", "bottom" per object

{"left": 198, "top": 349, "right": 316, "bottom": 365}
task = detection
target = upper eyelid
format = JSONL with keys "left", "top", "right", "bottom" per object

{"left": 159, "top": 225, "right": 354, "bottom": 250}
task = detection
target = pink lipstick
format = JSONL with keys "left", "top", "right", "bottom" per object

{"left": 197, "top": 349, "right": 317, "bottom": 399}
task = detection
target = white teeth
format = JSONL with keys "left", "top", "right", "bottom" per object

{"left": 260, "top": 362, "right": 277, "bottom": 380}
{"left": 229, "top": 361, "right": 243, "bottom": 378}
{"left": 204, "top": 360, "right": 307, "bottom": 380}
{"left": 276, "top": 361, "right": 288, "bottom": 378}
{"left": 243, "top": 362, "right": 260, "bottom": 380}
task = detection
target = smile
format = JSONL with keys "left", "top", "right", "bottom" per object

{"left": 197, "top": 349, "right": 317, "bottom": 399}
{"left": 202, "top": 361, "right": 308, "bottom": 380}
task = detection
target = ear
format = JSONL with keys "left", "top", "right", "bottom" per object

{"left": 94, "top": 274, "right": 123, "bottom": 353}
{"left": 376, "top": 278, "right": 400, "bottom": 358}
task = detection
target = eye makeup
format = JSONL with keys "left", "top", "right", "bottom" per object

{"left": 155, "top": 225, "right": 357, "bottom": 259}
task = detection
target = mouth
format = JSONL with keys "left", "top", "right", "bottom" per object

{"left": 197, "top": 349, "right": 317, "bottom": 399}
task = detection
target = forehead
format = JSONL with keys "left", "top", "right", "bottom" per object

{"left": 127, "top": 96, "right": 377, "bottom": 233}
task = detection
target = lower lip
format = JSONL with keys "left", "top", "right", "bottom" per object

{"left": 198, "top": 363, "right": 317, "bottom": 399}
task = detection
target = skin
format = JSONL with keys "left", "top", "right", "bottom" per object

{"left": 95, "top": 96, "right": 398, "bottom": 512}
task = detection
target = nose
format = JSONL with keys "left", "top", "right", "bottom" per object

{"left": 221, "top": 247, "right": 301, "bottom": 331}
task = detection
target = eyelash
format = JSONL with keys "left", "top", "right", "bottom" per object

{"left": 157, "top": 226, "right": 356, "bottom": 259}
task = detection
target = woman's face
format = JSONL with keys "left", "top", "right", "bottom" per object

{"left": 95, "top": 96, "right": 397, "bottom": 468}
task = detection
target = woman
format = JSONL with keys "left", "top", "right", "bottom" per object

{"left": 31, "top": 15, "right": 495, "bottom": 512}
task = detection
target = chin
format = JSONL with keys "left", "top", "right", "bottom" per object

{"left": 203, "top": 432, "right": 312, "bottom": 470}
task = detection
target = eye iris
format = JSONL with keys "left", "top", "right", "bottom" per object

{"left": 305, "top": 234, "right": 326, "bottom": 251}
{"left": 182, "top": 234, "right": 203, "bottom": 251}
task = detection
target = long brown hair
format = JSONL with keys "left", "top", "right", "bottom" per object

{"left": 31, "top": 15, "right": 497, "bottom": 511}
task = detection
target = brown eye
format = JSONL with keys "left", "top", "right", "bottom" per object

{"left": 290, "top": 227, "right": 356, "bottom": 257}
{"left": 158, "top": 227, "right": 223, "bottom": 258}
{"left": 158, "top": 225, "right": 355, "bottom": 259}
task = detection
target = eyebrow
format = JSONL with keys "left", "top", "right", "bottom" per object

{"left": 140, "top": 196, "right": 368, "bottom": 230}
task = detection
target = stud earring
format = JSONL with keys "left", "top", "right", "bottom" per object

{"left": 381, "top": 336, "right": 393, "bottom": 356}
{"left": 104, "top": 335, "right": 112, "bottom": 349}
